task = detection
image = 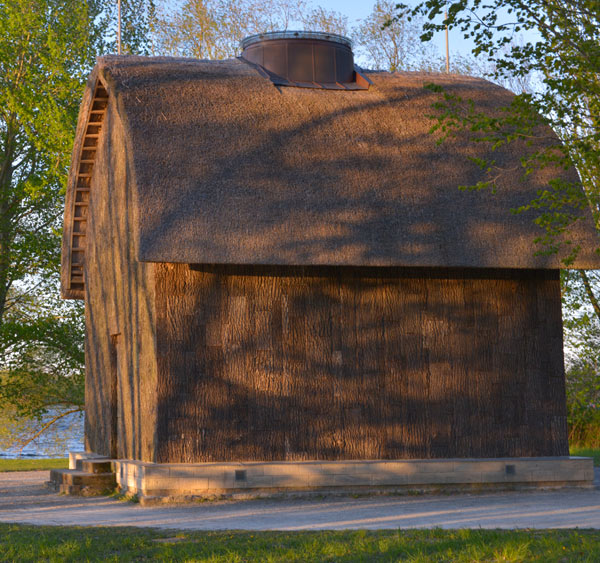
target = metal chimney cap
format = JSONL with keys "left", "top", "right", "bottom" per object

{"left": 240, "top": 30, "right": 353, "bottom": 51}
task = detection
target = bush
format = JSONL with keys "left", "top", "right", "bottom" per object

{"left": 566, "top": 360, "right": 600, "bottom": 448}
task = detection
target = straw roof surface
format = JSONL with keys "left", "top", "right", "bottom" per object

{"left": 75, "top": 55, "right": 600, "bottom": 269}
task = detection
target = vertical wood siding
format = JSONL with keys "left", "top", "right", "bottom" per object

{"left": 84, "top": 103, "right": 157, "bottom": 461}
{"left": 154, "top": 264, "right": 567, "bottom": 462}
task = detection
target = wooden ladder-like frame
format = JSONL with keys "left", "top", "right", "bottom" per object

{"left": 67, "top": 81, "right": 109, "bottom": 295}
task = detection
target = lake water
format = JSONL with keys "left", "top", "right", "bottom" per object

{"left": 0, "top": 410, "right": 84, "bottom": 459}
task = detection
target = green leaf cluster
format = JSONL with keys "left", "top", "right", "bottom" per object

{"left": 396, "top": 1, "right": 600, "bottom": 441}
{"left": 562, "top": 269, "right": 600, "bottom": 447}
{"left": 396, "top": 1, "right": 600, "bottom": 256}
{"left": 0, "top": 0, "right": 154, "bottom": 449}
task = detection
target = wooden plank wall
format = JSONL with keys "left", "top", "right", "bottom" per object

{"left": 155, "top": 264, "right": 568, "bottom": 463}
{"left": 84, "top": 101, "right": 157, "bottom": 461}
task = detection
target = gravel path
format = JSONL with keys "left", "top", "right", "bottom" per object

{"left": 1, "top": 471, "right": 600, "bottom": 530}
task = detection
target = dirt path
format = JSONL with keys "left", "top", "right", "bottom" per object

{"left": 1, "top": 471, "right": 599, "bottom": 530}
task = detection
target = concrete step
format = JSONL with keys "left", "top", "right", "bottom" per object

{"left": 49, "top": 468, "right": 116, "bottom": 496}
{"left": 78, "top": 459, "right": 113, "bottom": 474}
{"left": 69, "top": 451, "right": 106, "bottom": 469}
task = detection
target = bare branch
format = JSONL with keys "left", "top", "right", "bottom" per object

{"left": 17, "top": 408, "right": 83, "bottom": 453}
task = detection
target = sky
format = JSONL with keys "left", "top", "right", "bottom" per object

{"left": 318, "top": 0, "right": 373, "bottom": 23}
{"left": 161, "top": 0, "right": 486, "bottom": 68}
{"left": 300, "top": 1, "right": 539, "bottom": 81}
{"left": 160, "top": 0, "right": 533, "bottom": 74}
{"left": 300, "top": 0, "right": 477, "bottom": 67}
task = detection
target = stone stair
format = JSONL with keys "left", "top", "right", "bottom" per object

{"left": 49, "top": 458, "right": 116, "bottom": 496}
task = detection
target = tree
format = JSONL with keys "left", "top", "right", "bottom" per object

{"left": 0, "top": 287, "right": 85, "bottom": 451}
{"left": 100, "top": 0, "right": 157, "bottom": 55}
{"left": 395, "top": 1, "right": 600, "bottom": 446}
{"left": 300, "top": 6, "right": 349, "bottom": 37}
{"left": 562, "top": 269, "right": 600, "bottom": 446}
{"left": 0, "top": 0, "right": 156, "bottom": 452}
{"left": 0, "top": 0, "right": 104, "bottom": 451}
{"left": 353, "top": 0, "right": 441, "bottom": 71}
{"left": 0, "top": 0, "right": 99, "bottom": 325}
{"left": 150, "top": 0, "right": 219, "bottom": 59}
{"left": 152, "top": 0, "right": 310, "bottom": 59}
{"left": 151, "top": 0, "right": 352, "bottom": 60}
{"left": 394, "top": 1, "right": 600, "bottom": 257}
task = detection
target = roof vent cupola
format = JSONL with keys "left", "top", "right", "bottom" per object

{"left": 240, "top": 31, "right": 370, "bottom": 90}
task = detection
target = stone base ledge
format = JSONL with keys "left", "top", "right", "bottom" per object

{"left": 68, "top": 451, "right": 107, "bottom": 470}
{"left": 106, "top": 456, "right": 594, "bottom": 503}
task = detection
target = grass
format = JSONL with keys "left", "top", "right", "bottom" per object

{"left": 0, "top": 452, "right": 597, "bottom": 561}
{"left": 1, "top": 524, "right": 599, "bottom": 562}
{"left": 0, "top": 458, "right": 68, "bottom": 472}
{"left": 570, "top": 447, "right": 600, "bottom": 466}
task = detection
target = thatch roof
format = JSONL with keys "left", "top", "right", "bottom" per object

{"left": 66, "top": 55, "right": 600, "bottom": 270}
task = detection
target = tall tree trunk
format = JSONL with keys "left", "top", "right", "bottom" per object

{"left": 0, "top": 121, "right": 17, "bottom": 328}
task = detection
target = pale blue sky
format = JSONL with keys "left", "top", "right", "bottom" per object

{"left": 319, "top": 0, "right": 372, "bottom": 23}
{"left": 309, "top": 1, "right": 536, "bottom": 75}
{"left": 303, "top": 0, "right": 476, "bottom": 63}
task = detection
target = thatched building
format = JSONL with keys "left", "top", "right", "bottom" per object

{"left": 59, "top": 32, "right": 599, "bottom": 497}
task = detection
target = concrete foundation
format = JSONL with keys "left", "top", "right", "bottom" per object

{"left": 51, "top": 456, "right": 116, "bottom": 496}
{"left": 69, "top": 451, "right": 106, "bottom": 469}
{"left": 79, "top": 455, "right": 596, "bottom": 504}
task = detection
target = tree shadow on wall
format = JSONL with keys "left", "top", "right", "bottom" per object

{"left": 153, "top": 263, "right": 567, "bottom": 464}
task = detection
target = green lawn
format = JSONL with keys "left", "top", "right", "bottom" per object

{"left": 0, "top": 524, "right": 599, "bottom": 562}
{"left": 0, "top": 458, "right": 68, "bottom": 472}
{"left": 0, "top": 454, "right": 598, "bottom": 560}
{"left": 570, "top": 447, "right": 600, "bottom": 466}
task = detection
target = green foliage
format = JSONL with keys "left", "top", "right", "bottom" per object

{"left": 0, "top": 0, "right": 153, "bottom": 449}
{"left": 0, "top": 280, "right": 85, "bottom": 450}
{"left": 0, "top": 286, "right": 84, "bottom": 417}
{"left": 99, "top": 0, "right": 157, "bottom": 55}
{"left": 570, "top": 446, "right": 600, "bottom": 466}
{"left": 353, "top": 0, "right": 441, "bottom": 72}
{"left": 566, "top": 361, "right": 600, "bottom": 447}
{"left": 0, "top": 0, "right": 99, "bottom": 301}
{"left": 152, "top": 0, "right": 299, "bottom": 59}
{"left": 422, "top": 81, "right": 590, "bottom": 263}
{"left": 563, "top": 270, "right": 600, "bottom": 447}
{"left": 1, "top": 525, "right": 600, "bottom": 562}
{"left": 0, "top": 0, "right": 101, "bottom": 449}
{"left": 395, "top": 0, "right": 600, "bottom": 260}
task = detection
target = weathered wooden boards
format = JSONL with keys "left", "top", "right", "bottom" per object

{"left": 154, "top": 265, "right": 567, "bottom": 463}
{"left": 84, "top": 102, "right": 157, "bottom": 462}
